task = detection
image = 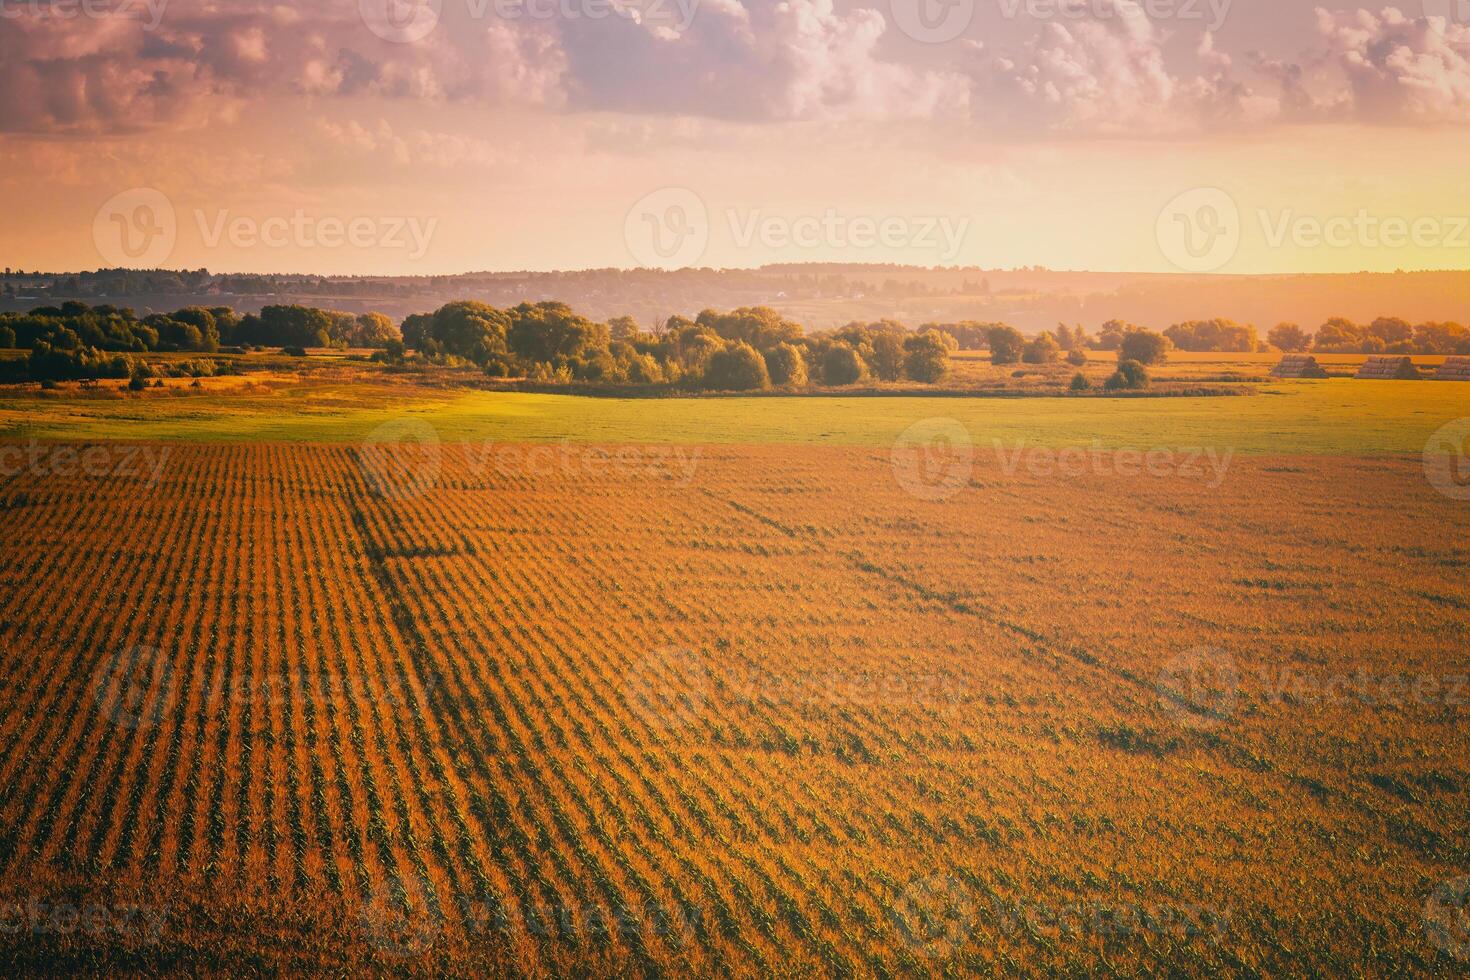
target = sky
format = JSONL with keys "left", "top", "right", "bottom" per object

{"left": 4, "top": 0, "right": 1470, "bottom": 275}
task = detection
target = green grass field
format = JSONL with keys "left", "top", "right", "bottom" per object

{"left": 3, "top": 374, "right": 1469, "bottom": 454}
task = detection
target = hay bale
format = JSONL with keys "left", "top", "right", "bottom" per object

{"left": 1434, "top": 356, "right": 1470, "bottom": 381}
{"left": 1271, "top": 354, "right": 1329, "bottom": 378}
{"left": 1356, "top": 355, "right": 1421, "bottom": 380}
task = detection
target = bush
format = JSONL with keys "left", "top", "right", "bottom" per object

{"left": 624, "top": 353, "right": 665, "bottom": 384}
{"left": 986, "top": 325, "right": 1025, "bottom": 365}
{"left": 703, "top": 342, "right": 770, "bottom": 391}
{"left": 1104, "top": 359, "right": 1150, "bottom": 390}
{"left": 821, "top": 345, "right": 866, "bottom": 386}
{"left": 1022, "top": 333, "right": 1061, "bottom": 364}
{"left": 764, "top": 343, "right": 808, "bottom": 386}
{"left": 0, "top": 325, "right": 14, "bottom": 349}
{"left": 127, "top": 372, "right": 148, "bottom": 391}
{"left": 1066, "top": 348, "right": 1088, "bottom": 366}
{"left": 1070, "top": 372, "right": 1092, "bottom": 391}
{"left": 282, "top": 345, "right": 308, "bottom": 357}
{"left": 1118, "top": 330, "right": 1169, "bottom": 365}
{"left": 868, "top": 332, "right": 905, "bottom": 381}
{"left": 903, "top": 331, "right": 950, "bottom": 383}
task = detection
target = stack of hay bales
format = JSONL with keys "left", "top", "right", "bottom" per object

{"left": 1356, "top": 355, "right": 1421, "bottom": 380}
{"left": 1271, "top": 354, "right": 1329, "bottom": 378}
{"left": 1434, "top": 356, "right": 1470, "bottom": 381}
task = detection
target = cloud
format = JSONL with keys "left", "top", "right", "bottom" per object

{"left": 12, "top": 1, "right": 1470, "bottom": 139}
{"left": 962, "top": 3, "right": 1470, "bottom": 135}
{"left": 0, "top": 1, "right": 565, "bottom": 134}
{"left": 314, "top": 117, "right": 509, "bottom": 169}
{"left": 0, "top": 0, "right": 957, "bottom": 134}
{"left": 967, "top": 0, "right": 1181, "bottom": 134}
{"left": 1315, "top": 5, "right": 1470, "bottom": 122}
{"left": 0, "top": 13, "right": 217, "bottom": 133}
{"left": 559, "top": 0, "right": 967, "bottom": 120}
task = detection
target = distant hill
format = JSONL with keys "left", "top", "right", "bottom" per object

{"left": 2, "top": 265, "right": 1466, "bottom": 333}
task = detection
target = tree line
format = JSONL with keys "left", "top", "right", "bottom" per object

{"left": 920, "top": 316, "right": 1470, "bottom": 356}
{"left": 0, "top": 302, "right": 398, "bottom": 382}
{"left": 0, "top": 301, "right": 955, "bottom": 389}
{"left": 7, "top": 300, "right": 1466, "bottom": 388}
{"left": 397, "top": 303, "right": 952, "bottom": 390}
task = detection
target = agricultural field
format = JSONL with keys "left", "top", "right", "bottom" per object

{"left": 1, "top": 399, "right": 1468, "bottom": 973}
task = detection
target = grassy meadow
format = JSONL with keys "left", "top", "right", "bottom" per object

{"left": 1, "top": 352, "right": 1468, "bottom": 454}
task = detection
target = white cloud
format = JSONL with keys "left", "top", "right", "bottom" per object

{"left": 1316, "top": 5, "right": 1470, "bottom": 121}
{"left": 967, "top": 0, "right": 1179, "bottom": 134}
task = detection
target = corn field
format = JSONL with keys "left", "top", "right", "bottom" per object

{"left": 0, "top": 442, "right": 1466, "bottom": 974}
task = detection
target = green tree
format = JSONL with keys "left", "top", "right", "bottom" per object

{"left": 1118, "top": 330, "right": 1169, "bottom": 365}
{"left": 1094, "top": 319, "right": 1137, "bottom": 351}
{"left": 171, "top": 307, "right": 221, "bottom": 351}
{"left": 507, "top": 302, "right": 607, "bottom": 363}
{"left": 703, "top": 342, "right": 770, "bottom": 390}
{"left": 869, "top": 332, "right": 905, "bottom": 381}
{"left": 1368, "top": 316, "right": 1413, "bottom": 345}
{"left": 696, "top": 307, "right": 801, "bottom": 350}
{"left": 1312, "top": 317, "right": 1364, "bottom": 353}
{"left": 428, "top": 301, "right": 510, "bottom": 361}
{"left": 821, "top": 345, "right": 866, "bottom": 386}
{"left": 1164, "top": 318, "right": 1258, "bottom": 352}
{"left": 1105, "top": 359, "right": 1150, "bottom": 390}
{"left": 351, "top": 312, "right": 400, "bottom": 348}
{"left": 624, "top": 353, "right": 665, "bottom": 383}
{"left": 986, "top": 325, "right": 1025, "bottom": 365}
{"left": 608, "top": 315, "right": 641, "bottom": 341}
{"left": 764, "top": 343, "right": 808, "bottom": 386}
{"left": 1022, "top": 333, "right": 1061, "bottom": 364}
{"left": 1268, "top": 322, "right": 1310, "bottom": 352}
{"left": 903, "top": 332, "right": 950, "bottom": 382}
